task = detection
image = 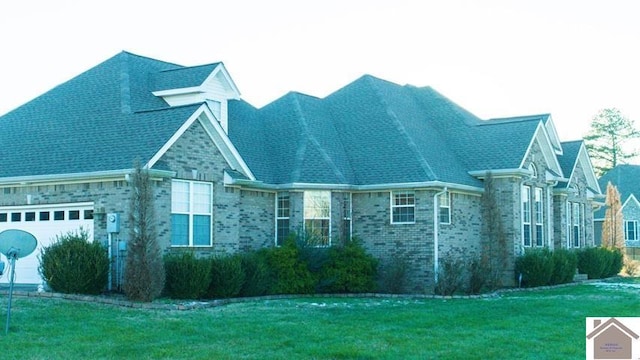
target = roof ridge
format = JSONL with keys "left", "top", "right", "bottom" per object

{"left": 157, "top": 62, "right": 221, "bottom": 74}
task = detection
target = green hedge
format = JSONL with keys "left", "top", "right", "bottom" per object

{"left": 319, "top": 239, "right": 378, "bottom": 293}
{"left": 164, "top": 252, "right": 211, "bottom": 299}
{"left": 38, "top": 229, "right": 109, "bottom": 295}
{"left": 577, "top": 247, "right": 623, "bottom": 279}
{"left": 208, "top": 255, "right": 245, "bottom": 299}
{"left": 549, "top": 249, "right": 578, "bottom": 285}
{"left": 515, "top": 248, "right": 554, "bottom": 287}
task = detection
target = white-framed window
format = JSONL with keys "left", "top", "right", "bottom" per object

{"left": 529, "top": 163, "right": 537, "bottom": 178}
{"left": 625, "top": 220, "right": 638, "bottom": 241}
{"left": 391, "top": 191, "right": 415, "bottom": 224}
{"left": 522, "top": 186, "right": 532, "bottom": 247}
{"left": 342, "top": 193, "right": 352, "bottom": 240}
{"left": 171, "top": 180, "right": 213, "bottom": 247}
{"left": 304, "top": 191, "right": 331, "bottom": 246}
{"left": 276, "top": 193, "right": 290, "bottom": 246}
{"left": 534, "top": 187, "right": 544, "bottom": 247}
{"left": 439, "top": 192, "right": 451, "bottom": 224}
{"left": 571, "top": 202, "right": 582, "bottom": 248}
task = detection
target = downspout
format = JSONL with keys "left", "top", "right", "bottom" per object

{"left": 433, "top": 187, "right": 448, "bottom": 285}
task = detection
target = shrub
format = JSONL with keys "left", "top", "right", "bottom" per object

{"left": 377, "top": 254, "right": 409, "bottom": 294}
{"left": 623, "top": 258, "right": 639, "bottom": 276}
{"left": 38, "top": 228, "right": 109, "bottom": 295}
{"left": 164, "top": 252, "right": 211, "bottom": 299}
{"left": 466, "top": 256, "right": 489, "bottom": 295}
{"left": 265, "top": 236, "right": 316, "bottom": 294}
{"left": 549, "top": 249, "right": 578, "bottom": 285}
{"left": 239, "top": 250, "right": 272, "bottom": 297}
{"left": 319, "top": 239, "right": 378, "bottom": 293}
{"left": 435, "top": 254, "right": 464, "bottom": 296}
{"left": 208, "top": 254, "right": 245, "bottom": 299}
{"left": 514, "top": 248, "right": 553, "bottom": 287}
{"left": 577, "top": 247, "right": 623, "bottom": 279}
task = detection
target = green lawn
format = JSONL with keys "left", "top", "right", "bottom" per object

{"left": 0, "top": 278, "right": 638, "bottom": 359}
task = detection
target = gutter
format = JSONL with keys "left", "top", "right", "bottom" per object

{"left": 433, "top": 187, "right": 448, "bottom": 285}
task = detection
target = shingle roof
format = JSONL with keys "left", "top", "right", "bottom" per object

{"left": 555, "top": 140, "right": 583, "bottom": 189}
{"left": 230, "top": 74, "right": 542, "bottom": 188}
{"left": 599, "top": 164, "right": 640, "bottom": 203}
{"left": 2, "top": 51, "right": 570, "bottom": 191}
{"left": 151, "top": 63, "right": 221, "bottom": 92}
{"left": 0, "top": 51, "right": 201, "bottom": 178}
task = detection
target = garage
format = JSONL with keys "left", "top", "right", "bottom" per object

{"left": 0, "top": 202, "right": 94, "bottom": 285}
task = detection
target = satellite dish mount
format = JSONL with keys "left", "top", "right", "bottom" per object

{"left": 0, "top": 230, "right": 38, "bottom": 334}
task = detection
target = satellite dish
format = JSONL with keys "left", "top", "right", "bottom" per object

{"left": 0, "top": 229, "right": 38, "bottom": 259}
{"left": 0, "top": 229, "right": 38, "bottom": 334}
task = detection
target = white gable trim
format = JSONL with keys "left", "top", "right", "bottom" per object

{"left": 564, "top": 142, "right": 601, "bottom": 196}
{"left": 544, "top": 115, "right": 563, "bottom": 155}
{"left": 621, "top": 193, "right": 640, "bottom": 210}
{"left": 145, "top": 105, "right": 255, "bottom": 180}
{"left": 519, "top": 121, "right": 564, "bottom": 178}
{"left": 204, "top": 63, "right": 241, "bottom": 99}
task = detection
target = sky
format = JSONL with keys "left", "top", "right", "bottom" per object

{"left": 0, "top": 0, "right": 638, "bottom": 143}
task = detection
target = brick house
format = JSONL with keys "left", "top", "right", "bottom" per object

{"left": 0, "top": 52, "right": 600, "bottom": 292}
{"left": 594, "top": 165, "right": 640, "bottom": 248}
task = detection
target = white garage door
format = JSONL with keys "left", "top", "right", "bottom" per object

{"left": 0, "top": 202, "right": 95, "bottom": 285}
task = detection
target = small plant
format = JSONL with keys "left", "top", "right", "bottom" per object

{"left": 208, "top": 254, "right": 245, "bottom": 299}
{"left": 623, "top": 257, "right": 639, "bottom": 276}
{"left": 265, "top": 235, "right": 316, "bottom": 295}
{"left": 515, "top": 248, "right": 553, "bottom": 287}
{"left": 164, "top": 252, "right": 211, "bottom": 299}
{"left": 319, "top": 238, "right": 378, "bottom": 293}
{"left": 577, "top": 247, "right": 624, "bottom": 279}
{"left": 38, "top": 228, "right": 109, "bottom": 295}
{"left": 239, "top": 250, "right": 272, "bottom": 297}
{"left": 549, "top": 249, "right": 578, "bottom": 285}
{"left": 466, "top": 256, "right": 489, "bottom": 295}
{"left": 435, "top": 253, "right": 464, "bottom": 296}
{"left": 378, "top": 253, "right": 409, "bottom": 294}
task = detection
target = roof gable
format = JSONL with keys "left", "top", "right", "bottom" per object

{"left": 520, "top": 121, "right": 564, "bottom": 179}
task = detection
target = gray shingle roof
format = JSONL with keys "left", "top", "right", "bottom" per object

{"left": 230, "top": 74, "right": 543, "bottom": 188}
{"left": 151, "top": 63, "right": 221, "bottom": 92}
{"left": 0, "top": 51, "right": 201, "bottom": 178}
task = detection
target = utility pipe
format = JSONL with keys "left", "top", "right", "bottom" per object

{"left": 433, "top": 187, "right": 448, "bottom": 284}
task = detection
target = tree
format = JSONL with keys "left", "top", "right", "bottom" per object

{"left": 123, "top": 162, "right": 165, "bottom": 302}
{"left": 584, "top": 108, "right": 639, "bottom": 176}
{"left": 479, "top": 172, "right": 509, "bottom": 290}
{"left": 601, "top": 182, "right": 625, "bottom": 249}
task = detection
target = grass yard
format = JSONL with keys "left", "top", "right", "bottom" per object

{"left": 0, "top": 278, "right": 638, "bottom": 359}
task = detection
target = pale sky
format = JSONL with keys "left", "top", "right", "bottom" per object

{"left": 1, "top": 0, "right": 638, "bottom": 143}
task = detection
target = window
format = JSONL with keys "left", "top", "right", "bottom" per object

{"left": 11, "top": 212, "right": 21, "bottom": 222}
{"left": 40, "top": 211, "right": 50, "bottom": 221}
{"left": 522, "top": 186, "right": 532, "bottom": 247}
{"left": 69, "top": 210, "right": 80, "bottom": 220}
{"left": 342, "top": 193, "right": 352, "bottom": 240}
{"left": 171, "top": 180, "right": 212, "bottom": 247}
{"left": 392, "top": 191, "right": 415, "bottom": 224}
{"left": 84, "top": 210, "right": 94, "bottom": 220}
{"left": 25, "top": 212, "right": 36, "bottom": 222}
{"left": 625, "top": 220, "right": 638, "bottom": 241}
{"left": 304, "top": 191, "right": 331, "bottom": 246}
{"left": 571, "top": 202, "right": 582, "bottom": 247}
{"left": 439, "top": 192, "right": 451, "bottom": 224}
{"left": 276, "top": 193, "right": 290, "bottom": 246}
{"left": 534, "top": 187, "right": 544, "bottom": 246}
{"left": 529, "top": 163, "right": 537, "bottom": 178}
{"left": 0, "top": 213, "right": 6, "bottom": 222}
{"left": 54, "top": 211, "right": 64, "bottom": 221}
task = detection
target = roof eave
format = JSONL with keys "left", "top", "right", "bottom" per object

{"left": 0, "top": 169, "right": 176, "bottom": 186}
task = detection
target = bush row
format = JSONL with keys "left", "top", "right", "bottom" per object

{"left": 163, "top": 236, "right": 379, "bottom": 300}
{"left": 515, "top": 247, "right": 623, "bottom": 287}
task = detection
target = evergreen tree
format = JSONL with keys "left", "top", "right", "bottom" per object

{"left": 601, "top": 182, "right": 625, "bottom": 249}
{"left": 584, "top": 108, "right": 639, "bottom": 176}
{"left": 123, "top": 162, "right": 165, "bottom": 302}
